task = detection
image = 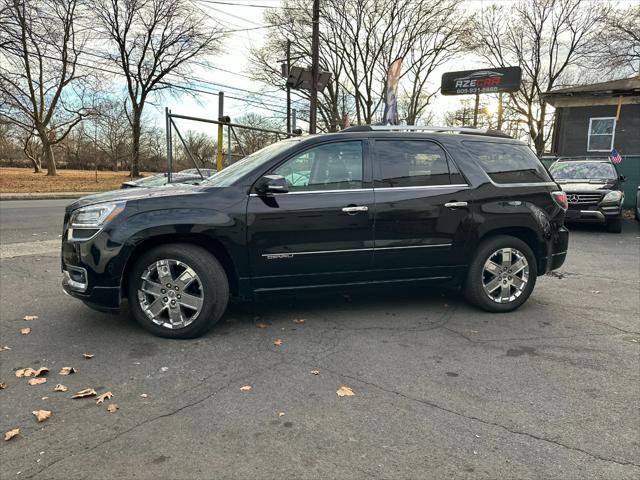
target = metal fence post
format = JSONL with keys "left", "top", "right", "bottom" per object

{"left": 165, "top": 107, "right": 172, "bottom": 183}
{"left": 217, "top": 92, "right": 224, "bottom": 171}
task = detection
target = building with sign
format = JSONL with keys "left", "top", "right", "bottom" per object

{"left": 543, "top": 76, "right": 640, "bottom": 208}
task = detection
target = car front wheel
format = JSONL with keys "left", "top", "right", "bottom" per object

{"left": 464, "top": 235, "right": 537, "bottom": 313}
{"left": 127, "top": 244, "right": 229, "bottom": 338}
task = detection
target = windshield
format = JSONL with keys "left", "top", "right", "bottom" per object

{"left": 201, "top": 139, "right": 301, "bottom": 187}
{"left": 550, "top": 161, "right": 616, "bottom": 180}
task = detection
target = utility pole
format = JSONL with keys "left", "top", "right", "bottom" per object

{"left": 309, "top": 0, "right": 320, "bottom": 134}
{"left": 497, "top": 93, "right": 504, "bottom": 130}
{"left": 286, "top": 39, "right": 291, "bottom": 134}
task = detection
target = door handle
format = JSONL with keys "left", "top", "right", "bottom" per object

{"left": 342, "top": 206, "right": 369, "bottom": 214}
{"left": 444, "top": 201, "right": 468, "bottom": 209}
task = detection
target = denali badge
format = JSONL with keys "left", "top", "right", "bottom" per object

{"left": 264, "top": 253, "right": 295, "bottom": 260}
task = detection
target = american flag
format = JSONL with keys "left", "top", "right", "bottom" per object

{"left": 610, "top": 148, "right": 623, "bottom": 164}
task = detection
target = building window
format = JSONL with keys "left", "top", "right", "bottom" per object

{"left": 587, "top": 117, "right": 616, "bottom": 152}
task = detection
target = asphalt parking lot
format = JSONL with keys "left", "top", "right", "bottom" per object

{"left": 1, "top": 200, "right": 639, "bottom": 479}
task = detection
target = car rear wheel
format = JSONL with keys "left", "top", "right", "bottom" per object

{"left": 127, "top": 244, "right": 229, "bottom": 338}
{"left": 606, "top": 218, "right": 622, "bottom": 233}
{"left": 464, "top": 235, "right": 537, "bottom": 313}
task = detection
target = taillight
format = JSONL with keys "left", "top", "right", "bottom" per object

{"left": 551, "top": 191, "right": 568, "bottom": 211}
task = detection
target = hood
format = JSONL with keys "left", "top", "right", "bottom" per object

{"left": 66, "top": 184, "right": 204, "bottom": 211}
{"left": 556, "top": 180, "right": 617, "bottom": 192}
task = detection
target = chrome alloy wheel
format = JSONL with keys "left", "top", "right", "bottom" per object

{"left": 137, "top": 259, "right": 204, "bottom": 329}
{"left": 482, "top": 248, "right": 529, "bottom": 304}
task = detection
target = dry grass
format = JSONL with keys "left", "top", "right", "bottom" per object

{"left": 0, "top": 167, "right": 153, "bottom": 193}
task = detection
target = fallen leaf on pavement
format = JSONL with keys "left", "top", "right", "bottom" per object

{"left": 0, "top": 382, "right": 7, "bottom": 389}
{"left": 293, "top": 319, "right": 305, "bottom": 324}
{"left": 310, "top": 370, "right": 320, "bottom": 375}
{"left": 106, "top": 403, "right": 119, "bottom": 413}
{"left": 240, "top": 385, "right": 252, "bottom": 392}
{"left": 140, "top": 393, "right": 148, "bottom": 398}
{"left": 20, "top": 328, "right": 31, "bottom": 335}
{"left": 273, "top": 339, "right": 283, "bottom": 346}
{"left": 16, "top": 367, "right": 47, "bottom": 378}
{"left": 58, "top": 367, "right": 76, "bottom": 376}
{"left": 0, "top": 346, "right": 11, "bottom": 351}
{"left": 96, "top": 392, "right": 113, "bottom": 405}
{"left": 53, "top": 384, "right": 68, "bottom": 392}
{"left": 255, "top": 322, "right": 270, "bottom": 329}
{"left": 82, "top": 353, "right": 94, "bottom": 359}
{"left": 41, "top": 396, "right": 48, "bottom": 400}
{"left": 28, "top": 378, "right": 47, "bottom": 386}
{"left": 336, "top": 386, "right": 355, "bottom": 397}
{"left": 72, "top": 388, "right": 97, "bottom": 398}
{"left": 23, "top": 315, "right": 38, "bottom": 321}
{"left": 278, "top": 412, "right": 285, "bottom": 417}
{"left": 32, "top": 410, "right": 51, "bottom": 422}
{"left": 4, "top": 428, "right": 19, "bottom": 441}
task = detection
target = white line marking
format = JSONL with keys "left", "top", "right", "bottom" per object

{"left": 0, "top": 239, "right": 60, "bottom": 259}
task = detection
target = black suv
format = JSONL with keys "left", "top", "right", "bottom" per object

{"left": 62, "top": 126, "right": 569, "bottom": 338}
{"left": 548, "top": 157, "right": 625, "bottom": 233}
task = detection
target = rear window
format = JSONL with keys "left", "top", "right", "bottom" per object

{"left": 375, "top": 140, "right": 462, "bottom": 187}
{"left": 463, "top": 141, "right": 551, "bottom": 184}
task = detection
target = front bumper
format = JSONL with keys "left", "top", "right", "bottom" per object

{"left": 564, "top": 205, "right": 621, "bottom": 224}
{"left": 62, "top": 270, "right": 121, "bottom": 310}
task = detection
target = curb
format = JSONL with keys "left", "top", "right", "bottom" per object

{"left": 0, "top": 192, "right": 98, "bottom": 201}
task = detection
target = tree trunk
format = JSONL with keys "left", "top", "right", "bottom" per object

{"left": 43, "top": 140, "right": 57, "bottom": 176}
{"left": 131, "top": 109, "right": 142, "bottom": 177}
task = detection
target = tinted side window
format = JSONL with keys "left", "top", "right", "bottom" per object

{"left": 375, "top": 140, "right": 454, "bottom": 187}
{"left": 273, "top": 141, "right": 363, "bottom": 191}
{"left": 463, "top": 141, "right": 551, "bottom": 183}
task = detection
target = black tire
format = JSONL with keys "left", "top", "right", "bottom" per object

{"left": 127, "top": 244, "right": 229, "bottom": 339}
{"left": 463, "top": 235, "right": 537, "bottom": 313}
{"left": 606, "top": 218, "right": 622, "bottom": 233}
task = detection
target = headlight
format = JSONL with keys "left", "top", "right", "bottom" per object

{"left": 70, "top": 202, "right": 126, "bottom": 228}
{"left": 601, "top": 191, "right": 623, "bottom": 203}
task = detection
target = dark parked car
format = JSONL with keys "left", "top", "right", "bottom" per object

{"left": 548, "top": 158, "right": 625, "bottom": 233}
{"left": 121, "top": 169, "right": 216, "bottom": 188}
{"left": 62, "top": 126, "right": 569, "bottom": 338}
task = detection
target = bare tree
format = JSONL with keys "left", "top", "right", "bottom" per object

{"left": 592, "top": 4, "right": 640, "bottom": 76}
{"left": 94, "top": 0, "right": 224, "bottom": 177}
{"left": 21, "top": 129, "right": 42, "bottom": 172}
{"left": 467, "top": 0, "right": 605, "bottom": 155}
{"left": 93, "top": 98, "right": 130, "bottom": 171}
{"left": 251, "top": 0, "right": 467, "bottom": 130}
{"left": 0, "top": 0, "right": 92, "bottom": 175}
{"left": 235, "top": 113, "right": 283, "bottom": 155}
{"left": 179, "top": 131, "right": 216, "bottom": 168}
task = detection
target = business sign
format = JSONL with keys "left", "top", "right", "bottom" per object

{"left": 441, "top": 67, "right": 522, "bottom": 95}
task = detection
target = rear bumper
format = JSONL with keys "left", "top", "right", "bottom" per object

{"left": 541, "top": 225, "right": 569, "bottom": 274}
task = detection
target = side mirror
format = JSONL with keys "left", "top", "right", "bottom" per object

{"left": 255, "top": 175, "right": 289, "bottom": 195}
{"left": 619, "top": 175, "right": 626, "bottom": 182}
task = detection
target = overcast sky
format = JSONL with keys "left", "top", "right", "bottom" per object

{"left": 158, "top": 0, "right": 633, "bottom": 135}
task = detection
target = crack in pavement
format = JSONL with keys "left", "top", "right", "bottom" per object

{"left": 441, "top": 326, "right": 637, "bottom": 344}
{"left": 26, "top": 359, "right": 288, "bottom": 479}
{"left": 320, "top": 367, "right": 640, "bottom": 470}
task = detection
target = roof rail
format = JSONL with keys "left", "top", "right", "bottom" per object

{"left": 340, "top": 125, "right": 513, "bottom": 138}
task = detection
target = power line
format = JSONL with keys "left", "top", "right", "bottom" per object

{"left": 195, "top": 0, "right": 302, "bottom": 9}
{"left": 2, "top": 46, "right": 300, "bottom": 114}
